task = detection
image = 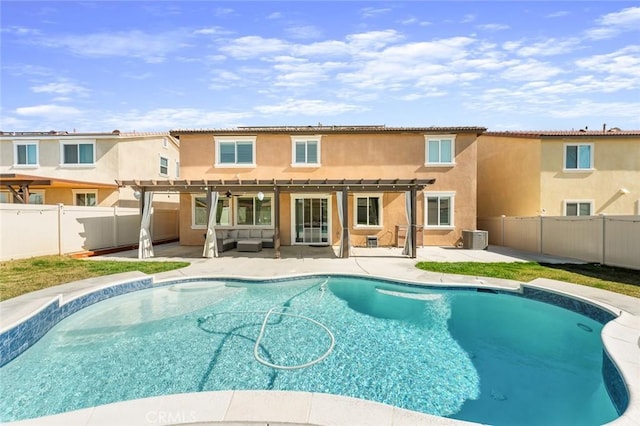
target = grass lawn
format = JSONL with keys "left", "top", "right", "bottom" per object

{"left": 0, "top": 256, "right": 189, "bottom": 301}
{"left": 415, "top": 261, "right": 640, "bottom": 298}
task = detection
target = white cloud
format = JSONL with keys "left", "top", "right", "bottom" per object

{"left": 575, "top": 46, "right": 640, "bottom": 78}
{"left": 15, "top": 104, "right": 82, "bottom": 117}
{"left": 501, "top": 60, "right": 563, "bottom": 81}
{"left": 38, "top": 30, "right": 191, "bottom": 63}
{"left": 361, "top": 7, "right": 392, "bottom": 18}
{"left": 461, "top": 14, "right": 475, "bottom": 23}
{"left": 31, "top": 80, "right": 89, "bottom": 96}
{"left": 285, "top": 25, "right": 323, "bottom": 40}
{"left": 547, "top": 11, "right": 570, "bottom": 18}
{"left": 1, "top": 26, "right": 41, "bottom": 36}
{"left": 254, "top": 99, "right": 365, "bottom": 116}
{"left": 267, "top": 12, "right": 283, "bottom": 20}
{"left": 103, "top": 108, "right": 254, "bottom": 131}
{"left": 548, "top": 100, "right": 640, "bottom": 119}
{"left": 477, "top": 24, "right": 510, "bottom": 31}
{"left": 515, "top": 38, "right": 580, "bottom": 57}
{"left": 586, "top": 6, "right": 640, "bottom": 39}
{"left": 219, "top": 36, "right": 291, "bottom": 59}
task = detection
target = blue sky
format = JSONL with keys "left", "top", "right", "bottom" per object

{"left": 1, "top": 1, "right": 639, "bottom": 132}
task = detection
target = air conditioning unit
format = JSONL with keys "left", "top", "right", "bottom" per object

{"left": 462, "top": 230, "right": 488, "bottom": 250}
{"left": 367, "top": 235, "right": 378, "bottom": 248}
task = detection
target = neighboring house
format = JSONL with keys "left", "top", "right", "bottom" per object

{"left": 0, "top": 130, "right": 180, "bottom": 209}
{"left": 121, "top": 125, "right": 485, "bottom": 251}
{"left": 477, "top": 129, "right": 640, "bottom": 217}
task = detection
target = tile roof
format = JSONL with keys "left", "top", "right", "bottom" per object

{"left": 483, "top": 129, "right": 640, "bottom": 138}
{"left": 170, "top": 125, "right": 487, "bottom": 135}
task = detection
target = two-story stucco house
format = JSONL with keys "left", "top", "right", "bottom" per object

{"left": 0, "top": 130, "right": 180, "bottom": 209}
{"left": 477, "top": 129, "right": 640, "bottom": 218}
{"left": 119, "top": 125, "right": 486, "bottom": 257}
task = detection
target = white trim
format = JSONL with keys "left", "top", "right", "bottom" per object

{"left": 290, "top": 194, "right": 332, "bottom": 245}
{"left": 563, "top": 143, "right": 594, "bottom": 172}
{"left": 424, "top": 134, "right": 456, "bottom": 167}
{"left": 72, "top": 189, "right": 98, "bottom": 206}
{"left": 162, "top": 137, "right": 168, "bottom": 149}
{"left": 290, "top": 135, "right": 322, "bottom": 167}
{"left": 13, "top": 140, "right": 39, "bottom": 168}
{"left": 175, "top": 160, "right": 180, "bottom": 178}
{"left": 353, "top": 193, "right": 383, "bottom": 229}
{"left": 563, "top": 199, "right": 594, "bottom": 216}
{"left": 424, "top": 191, "right": 455, "bottom": 229}
{"left": 59, "top": 140, "right": 96, "bottom": 167}
{"left": 214, "top": 136, "right": 257, "bottom": 168}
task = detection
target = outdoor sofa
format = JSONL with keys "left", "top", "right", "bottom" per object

{"left": 216, "top": 228, "right": 275, "bottom": 252}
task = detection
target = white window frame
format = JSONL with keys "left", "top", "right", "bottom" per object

{"left": 159, "top": 156, "right": 169, "bottom": 177}
{"left": 425, "top": 135, "right": 456, "bottom": 167}
{"left": 162, "top": 137, "right": 168, "bottom": 149}
{"left": 13, "top": 140, "right": 39, "bottom": 168}
{"left": 563, "top": 143, "right": 594, "bottom": 172}
{"left": 563, "top": 200, "right": 594, "bottom": 216}
{"left": 290, "top": 194, "right": 332, "bottom": 245}
{"left": 424, "top": 191, "right": 455, "bottom": 229}
{"left": 353, "top": 193, "right": 383, "bottom": 229}
{"left": 291, "top": 136, "right": 321, "bottom": 167}
{"left": 175, "top": 160, "right": 180, "bottom": 178}
{"left": 214, "top": 136, "right": 257, "bottom": 168}
{"left": 191, "top": 194, "right": 208, "bottom": 229}
{"left": 72, "top": 189, "right": 98, "bottom": 206}
{"left": 59, "top": 140, "right": 96, "bottom": 167}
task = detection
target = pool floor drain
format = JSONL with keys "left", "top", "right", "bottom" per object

{"left": 577, "top": 323, "right": 593, "bottom": 332}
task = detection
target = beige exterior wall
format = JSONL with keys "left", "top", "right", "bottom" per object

{"left": 477, "top": 135, "right": 541, "bottom": 217}
{"left": 540, "top": 137, "right": 640, "bottom": 215}
{"left": 478, "top": 134, "right": 639, "bottom": 217}
{"left": 178, "top": 131, "right": 479, "bottom": 247}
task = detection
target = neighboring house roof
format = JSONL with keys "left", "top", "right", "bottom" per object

{"left": 0, "top": 130, "right": 179, "bottom": 147}
{"left": 1, "top": 173, "right": 117, "bottom": 189}
{"left": 170, "top": 125, "right": 487, "bottom": 136}
{"left": 483, "top": 129, "right": 640, "bottom": 138}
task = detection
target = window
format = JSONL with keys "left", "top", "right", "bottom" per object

{"left": 160, "top": 156, "right": 168, "bottom": 176}
{"left": 291, "top": 136, "right": 321, "bottom": 166}
{"left": 354, "top": 194, "right": 382, "bottom": 227}
{"left": 215, "top": 136, "right": 256, "bottom": 167}
{"left": 192, "top": 194, "right": 231, "bottom": 228}
{"left": 0, "top": 190, "right": 44, "bottom": 204}
{"left": 565, "top": 201, "right": 592, "bottom": 216}
{"left": 162, "top": 138, "right": 168, "bottom": 149}
{"left": 425, "top": 135, "right": 456, "bottom": 166}
{"left": 175, "top": 160, "right": 180, "bottom": 178}
{"left": 73, "top": 190, "right": 97, "bottom": 206}
{"left": 564, "top": 143, "right": 593, "bottom": 171}
{"left": 237, "top": 195, "right": 272, "bottom": 226}
{"left": 0, "top": 192, "right": 10, "bottom": 203}
{"left": 61, "top": 141, "right": 95, "bottom": 165}
{"left": 14, "top": 141, "right": 38, "bottom": 166}
{"left": 425, "top": 192, "right": 455, "bottom": 228}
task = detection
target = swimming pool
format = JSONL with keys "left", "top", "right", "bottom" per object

{"left": 0, "top": 275, "right": 627, "bottom": 425}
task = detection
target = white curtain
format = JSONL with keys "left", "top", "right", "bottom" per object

{"left": 138, "top": 191, "right": 154, "bottom": 259}
{"left": 402, "top": 191, "right": 413, "bottom": 257}
{"left": 337, "top": 191, "right": 345, "bottom": 258}
{"left": 203, "top": 191, "right": 219, "bottom": 258}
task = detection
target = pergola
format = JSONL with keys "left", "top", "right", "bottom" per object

{"left": 1, "top": 173, "right": 117, "bottom": 204}
{"left": 116, "top": 178, "right": 436, "bottom": 259}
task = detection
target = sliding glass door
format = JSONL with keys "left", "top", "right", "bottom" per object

{"left": 293, "top": 196, "right": 330, "bottom": 244}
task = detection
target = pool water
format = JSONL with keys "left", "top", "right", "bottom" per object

{"left": 0, "top": 276, "right": 620, "bottom": 425}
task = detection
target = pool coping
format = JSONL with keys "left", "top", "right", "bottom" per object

{"left": 1, "top": 272, "right": 639, "bottom": 426}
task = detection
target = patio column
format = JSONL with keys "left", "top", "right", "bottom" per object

{"left": 410, "top": 186, "right": 417, "bottom": 259}
{"left": 340, "top": 187, "right": 349, "bottom": 258}
{"left": 274, "top": 186, "right": 281, "bottom": 259}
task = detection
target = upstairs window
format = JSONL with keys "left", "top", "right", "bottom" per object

{"left": 565, "top": 201, "right": 592, "bottom": 216}
{"left": 291, "top": 137, "right": 321, "bottom": 166}
{"left": 425, "top": 135, "right": 455, "bottom": 166}
{"left": 355, "top": 194, "right": 382, "bottom": 227}
{"left": 160, "top": 156, "right": 168, "bottom": 176}
{"left": 61, "top": 141, "right": 95, "bottom": 165}
{"left": 14, "top": 141, "right": 39, "bottom": 166}
{"left": 215, "top": 136, "right": 256, "bottom": 167}
{"left": 564, "top": 144, "right": 593, "bottom": 171}
{"left": 425, "top": 192, "right": 455, "bottom": 228}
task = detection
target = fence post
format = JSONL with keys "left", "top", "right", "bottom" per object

{"left": 600, "top": 214, "right": 606, "bottom": 265}
{"left": 57, "top": 204, "right": 63, "bottom": 255}
{"left": 539, "top": 215, "right": 543, "bottom": 254}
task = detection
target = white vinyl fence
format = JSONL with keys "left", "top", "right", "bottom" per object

{"left": 478, "top": 215, "right": 640, "bottom": 270}
{"left": 0, "top": 204, "right": 179, "bottom": 261}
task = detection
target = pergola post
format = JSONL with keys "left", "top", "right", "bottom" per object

{"left": 341, "top": 186, "right": 349, "bottom": 258}
{"left": 410, "top": 186, "right": 417, "bottom": 259}
{"left": 274, "top": 186, "right": 281, "bottom": 259}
